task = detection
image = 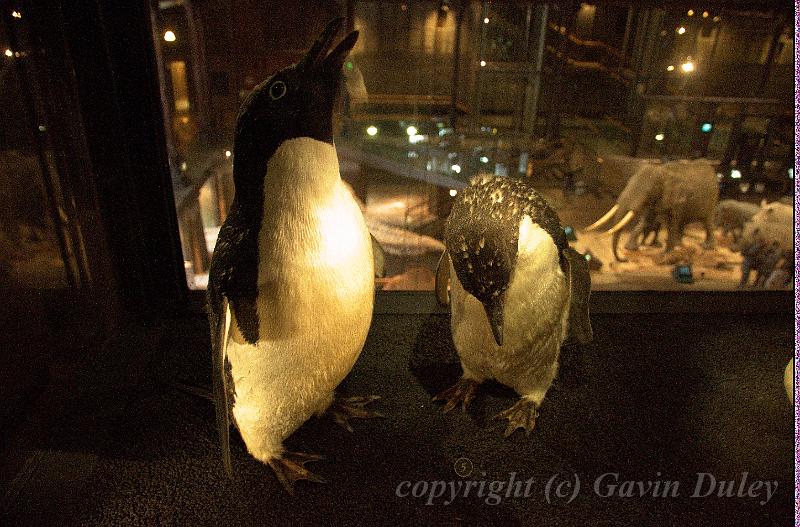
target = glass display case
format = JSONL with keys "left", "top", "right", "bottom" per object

{"left": 148, "top": 1, "right": 793, "bottom": 294}
{"left": 0, "top": 2, "right": 793, "bottom": 526}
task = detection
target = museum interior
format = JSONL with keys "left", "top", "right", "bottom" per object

{"left": 0, "top": 0, "right": 794, "bottom": 525}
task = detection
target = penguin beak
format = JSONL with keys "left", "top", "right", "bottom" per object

{"left": 483, "top": 298, "right": 505, "bottom": 347}
{"left": 299, "top": 17, "right": 359, "bottom": 74}
{"left": 321, "top": 30, "right": 359, "bottom": 74}
{"left": 299, "top": 18, "right": 343, "bottom": 71}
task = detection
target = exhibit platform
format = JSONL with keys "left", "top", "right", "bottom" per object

{"left": 0, "top": 312, "right": 793, "bottom": 525}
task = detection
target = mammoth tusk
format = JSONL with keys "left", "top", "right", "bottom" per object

{"left": 585, "top": 204, "right": 619, "bottom": 231}
{"left": 606, "top": 210, "right": 635, "bottom": 234}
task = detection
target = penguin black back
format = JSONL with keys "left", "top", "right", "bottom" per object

{"left": 444, "top": 175, "right": 566, "bottom": 307}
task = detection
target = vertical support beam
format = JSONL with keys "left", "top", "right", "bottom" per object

{"left": 620, "top": 6, "right": 634, "bottom": 65}
{"left": 184, "top": 1, "right": 210, "bottom": 139}
{"left": 449, "top": 0, "right": 466, "bottom": 129}
{"left": 523, "top": 2, "right": 547, "bottom": 136}
{"left": 546, "top": 2, "right": 577, "bottom": 140}
{"left": 628, "top": 8, "right": 664, "bottom": 156}
{"left": 514, "top": 2, "right": 534, "bottom": 133}
{"left": 474, "top": 0, "right": 489, "bottom": 122}
{"left": 721, "top": 12, "right": 786, "bottom": 171}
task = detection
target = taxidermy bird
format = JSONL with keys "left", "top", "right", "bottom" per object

{"left": 434, "top": 175, "right": 592, "bottom": 437}
{"left": 207, "top": 18, "right": 379, "bottom": 493}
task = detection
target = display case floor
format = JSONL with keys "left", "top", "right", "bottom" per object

{"left": 0, "top": 313, "right": 793, "bottom": 526}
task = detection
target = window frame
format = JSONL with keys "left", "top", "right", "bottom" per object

{"left": 77, "top": 0, "right": 793, "bottom": 323}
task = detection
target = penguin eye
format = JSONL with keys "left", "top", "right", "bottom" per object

{"left": 269, "top": 81, "right": 287, "bottom": 100}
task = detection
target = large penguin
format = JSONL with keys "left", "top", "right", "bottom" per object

{"left": 434, "top": 175, "right": 592, "bottom": 436}
{"left": 207, "top": 18, "right": 378, "bottom": 493}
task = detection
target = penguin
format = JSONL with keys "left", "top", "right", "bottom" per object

{"left": 207, "top": 18, "right": 378, "bottom": 493}
{"left": 434, "top": 175, "right": 592, "bottom": 437}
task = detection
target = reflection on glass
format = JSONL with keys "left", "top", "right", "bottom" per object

{"left": 0, "top": 12, "right": 74, "bottom": 289}
{"left": 151, "top": 1, "right": 793, "bottom": 292}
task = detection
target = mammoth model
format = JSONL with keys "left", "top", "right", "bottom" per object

{"left": 586, "top": 160, "right": 719, "bottom": 261}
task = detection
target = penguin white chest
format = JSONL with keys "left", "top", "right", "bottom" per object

{"left": 451, "top": 216, "right": 569, "bottom": 391}
{"left": 225, "top": 138, "right": 374, "bottom": 462}
{"left": 256, "top": 137, "right": 373, "bottom": 336}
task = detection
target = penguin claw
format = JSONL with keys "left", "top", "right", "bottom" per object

{"left": 329, "top": 394, "right": 383, "bottom": 433}
{"left": 494, "top": 399, "right": 538, "bottom": 438}
{"left": 433, "top": 378, "right": 480, "bottom": 414}
{"left": 268, "top": 452, "right": 326, "bottom": 495}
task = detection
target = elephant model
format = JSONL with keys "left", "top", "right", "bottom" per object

{"left": 586, "top": 160, "right": 719, "bottom": 261}
{"left": 713, "top": 199, "right": 760, "bottom": 242}
{"left": 610, "top": 209, "right": 664, "bottom": 262}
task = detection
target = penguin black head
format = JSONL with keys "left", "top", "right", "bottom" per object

{"left": 232, "top": 18, "right": 358, "bottom": 195}
{"left": 444, "top": 176, "right": 566, "bottom": 346}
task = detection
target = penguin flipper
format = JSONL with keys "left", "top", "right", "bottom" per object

{"left": 435, "top": 250, "right": 451, "bottom": 306}
{"left": 370, "top": 233, "right": 385, "bottom": 278}
{"left": 212, "top": 296, "right": 233, "bottom": 477}
{"left": 563, "top": 246, "right": 593, "bottom": 344}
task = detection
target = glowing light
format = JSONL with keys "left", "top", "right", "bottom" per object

{"left": 409, "top": 134, "right": 425, "bottom": 144}
{"left": 666, "top": 65, "right": 675, "bottom": 71}
{"left": 687, "top": 9, "right": 694, "bottom": 16}
{"left": 180, "top": 116, "right": 189, "bottom": 124}
{"left": 788, "top": 168, "right": 794, "bottom": 179}
{"left": 701, "top": 122, "right": 713, "bottom": 133}
{"left": 11, "top": 10, "right": 21, "bottom": 18}
{"left": 702, "top": 11, "right": 709, "bottom": 18}
{"left": 677, "top": 26, "right": 686, "bottom": 35}
{"left": 38, "top": 125, "right": 46, "bottom": 132}
{"left": 449, "top": 189, "right": 458, "bottom": 197}
{"left": 406, "top": 125, "right": 418, "bottom": 136}
{"left": 366, "top": 125, "right": 378, "bottom": 136}
{"left": 164, "top": 30, "right": 176, "bottom": 42}
{"left": 318, "top": 198, "right": 362, "bottom": 266}
{"left": 451, "top": 164, "right": 461, "bottom": 173}
{"left": 345, "top": 61, "right": 354, "bottom": 71}
{"left": 483, "top": 17, "right": 489, "bottom": 24}
{"left": 730, "top": 169, "right": 742, "bottom": 179}
{"left": 480, "top": 156, "right": 489, "bottom": 163}
{"left": 4, "top": 49, "right": 11, "bottom": 57}
{"left": 180, "top": 162, "right": 187, "bottom": 171}
{"left": 655, "top": 133, "right": 665, "bottom": 141}
{"left": 225, "top": 150, "right": 232, "bottom": 158}
{"left": 480, "top": 60, "right": 486, "bottom": 67}
{"left": 681, "top": 61, "right": 695, "bottom": 73}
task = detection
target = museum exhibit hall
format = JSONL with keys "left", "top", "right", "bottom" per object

{"left": 0, "top": 0, "right": 794, "bottom": 525}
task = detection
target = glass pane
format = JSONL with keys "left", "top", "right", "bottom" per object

{"left": 151, "top": 2, "right": 793, "bottom": 292}
{"left": 0, "top": 13, "right": 71, "bottom": 289}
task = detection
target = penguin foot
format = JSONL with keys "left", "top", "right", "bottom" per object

{"left": 268, "top": 452, "right": 326, "bottom": 495}
{"left": 329, "top": 395, "right": 383, "bottom": 433}
{"left": 433, "top": 378, "right": 480, "bottom": 413}
{"left": 494, "top": 399, "right": 538, "bottom": 438}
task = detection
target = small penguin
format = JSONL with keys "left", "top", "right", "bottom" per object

{"left": 434, "top": 175, "right": 592, "bottom": 436}
{"left": 207, "top": 18, "right": 378, "bottom": 493}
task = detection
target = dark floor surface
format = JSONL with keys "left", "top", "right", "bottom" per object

{"left": 0, "top": 312, "right": 794, "bottom": 526}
